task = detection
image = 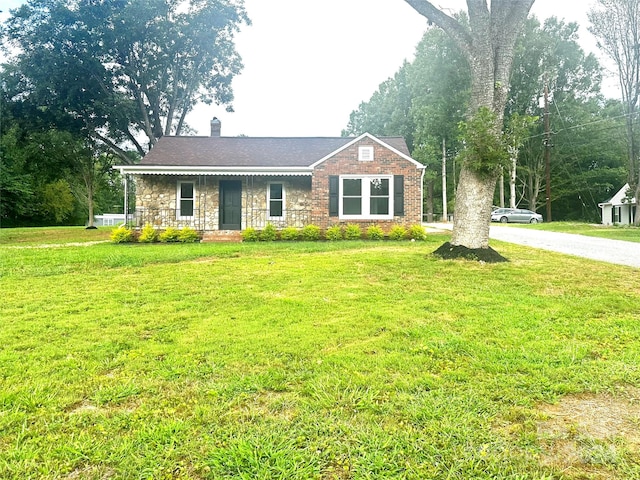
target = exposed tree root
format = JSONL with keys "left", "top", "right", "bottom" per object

{"left": 432, "top": 242, "right": 509, "bottom": 263}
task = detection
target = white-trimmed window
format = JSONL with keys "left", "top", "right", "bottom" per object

{"left": 268, "top": 182, "right": 284, "bottom": 218}
{"left": 340, "top": 175, "right": 392, "bottom": 220}
{"left": 358, "top": 146, "right": 374, "bottom": 161}
{"left": 177, "top": 181, "right": 195, "bottom": 218}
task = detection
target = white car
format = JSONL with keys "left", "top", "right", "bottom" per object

{"left": 491, "top": 208, "right": 543, "bottom": 224}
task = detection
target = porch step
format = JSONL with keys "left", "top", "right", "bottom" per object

{"left": 201, "top": 230, "right": 243, "bottom": 243}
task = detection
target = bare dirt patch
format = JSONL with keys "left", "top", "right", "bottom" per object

{"left": 67, "top": 399, "right": 139, "bottom": 416}
{"left": 537, "top": 388, "right": 640, "bottom": 478}
{"left": 64, "top": 465, "right": 116, "bottom": 479}
{"left": 229, "top": 390, "right": 298, "bottom": 422}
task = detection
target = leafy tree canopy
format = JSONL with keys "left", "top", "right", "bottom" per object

{"left": 344, "top": 14, "right": 626, "bottom": 222}
{"left": 0, "top": 94, "right": 125, "bottom": 226}
{"left": 2, "top": 0, "right": 250, "bottom": 161}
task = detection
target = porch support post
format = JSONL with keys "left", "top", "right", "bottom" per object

{"left": 123, "top": 173, "right": 129, "bottom": 226}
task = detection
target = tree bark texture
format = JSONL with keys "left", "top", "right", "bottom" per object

{"left": 450, "top": 167, "right": 497, "bottom": 248}
{"left": 527, "top": 163, "right": 541, "bottom": 212}
{"left": 509, "top": 155, "right": 517, "bottom": 209}
{"left": 405, "top": 0, "right": 534, "bottom": 248}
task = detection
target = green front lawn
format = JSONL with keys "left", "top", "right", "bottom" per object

{"left": 519, "top": 221, "right": 640, "bottom": 243}
{"left": 1, "top": 232, "right": 639, "bottom": 479}
{"left": 0, "top": 226, "right": 113, "bottom": 245}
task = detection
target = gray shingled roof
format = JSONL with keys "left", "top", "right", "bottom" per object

{"left": 140, "top": 136, "right": 411, "bottom": 167}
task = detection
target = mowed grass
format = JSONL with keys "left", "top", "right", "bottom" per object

{"left": 0, "top": 226, "right": 113, "bottom": 245}
{"left": 513, "top": 221, "right": 640, "bottom": 243}
{"left": 1, "top": 231, "right": 639, "bottom": 479}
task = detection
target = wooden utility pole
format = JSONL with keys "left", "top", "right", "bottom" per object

{"left": 544, "top": 83, "right": 552, "bottom": 222}
{"left": 442, "top": 138, "right": 447, "bottom": 222}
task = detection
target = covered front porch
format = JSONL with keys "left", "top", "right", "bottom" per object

{"left": 127, "top": 174, "right": 312, "bottom": 232}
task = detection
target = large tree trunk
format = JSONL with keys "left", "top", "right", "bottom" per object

{"left": 87, "top": 184, "right": 95, "bottom": 228}
{"left": 405, "top": 0, "right": 534, "bottom": 255}
{"left": 82, "top": 163, "right": 96, "bottom": 228}
{"left": 450, "top": 168, "right": 496, "bottom": 248}
{"left": 448, "top": 50, "right": 502, "bottom": 249}
{"left": 527, "top": 166, "right": 541, "bottom": 211}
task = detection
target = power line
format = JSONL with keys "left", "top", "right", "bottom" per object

{"left": 551, "top": 101, "right": 599, "bottom": 211}
{"left": 516, "top": 98, "right": 632, "bottom": 220}
{"left": 524, "top": 110, "right": 638, "bottom": 142}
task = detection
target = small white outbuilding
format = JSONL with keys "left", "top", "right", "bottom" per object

{"left": 599, "top": 183, "right": 636, "bottom": 225}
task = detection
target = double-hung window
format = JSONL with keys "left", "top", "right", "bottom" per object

{"left": 177, "top": 181, "right": 195, "bottom": 218}
{"left": 339, "top": 175, "right": 393, "bottom": 220}
{"left": 342, "top": 178, "right": 363, "bottom": 215}
{"left": 268, "top": 183, "right": 284, "bottom": 218}
{"left": 369, "top": 178, "right": 390, "bottom": 215}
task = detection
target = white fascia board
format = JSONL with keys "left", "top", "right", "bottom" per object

{"left": 605, "top": 183, "right": 637, "bottom": 206}
{"left": 112, "top": 165, "right": 313, "bottom": 176}
{"left": 309, "top": 132, "right": 426, "bottom": 170}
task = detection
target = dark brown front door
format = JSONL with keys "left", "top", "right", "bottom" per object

{"left": 219, "top": 180, "right": 242, "bottom": 230}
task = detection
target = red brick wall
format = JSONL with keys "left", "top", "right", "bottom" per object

{"left": 311, "top": 138, "right": 423, "bottom": 231}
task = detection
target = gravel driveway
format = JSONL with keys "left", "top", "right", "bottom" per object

{"left": 425, "top": 223, "right": 640, "bottom": 268}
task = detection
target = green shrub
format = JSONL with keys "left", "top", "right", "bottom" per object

{"left": 389, "top": 225, "right": 407, "bottom": 241}
{"left": 110, "top": 225, "right": 134, "bottom": 243}
{"left": 280, "top": 226, "right": 299, "bottom": 241}
{"left": 408, "top": 224, "right": 427, "bottom": 240}
{"left": 301, "top": 224, "right": 321, "bottom": 241}
{"left": 325, "top": 225, "right": 343, "bottom": 241}
{"left": 366, "top": 225, "right": 384, "bottom": 241}
{"left": 138, "top": 224, "right": 158, "bottom": 243}
{"left": 178, "top": 226, "right": 200, "bottom": 243}
{"left": 260, "top": 223, "right": 277, "bottom": 242}
{"left": 241, "top": 228, "right": 259, "bottom": 242}
{"left": 159, "top": 227, "right": 181, "bottom": 243}
{"left": 344, "top": 223, "right": 362, "bottom": 240}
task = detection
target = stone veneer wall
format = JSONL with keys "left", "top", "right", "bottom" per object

{"left": 134, "top": 175, "right": 218, "bottom": 230}
{"left": 243, "top": 177, "right": 312, "bottom": 229}
{"left": 310, "top": 138, "right": 423, "bottom": 231}
{"left": 135, "top": 175, "right": 312, "bottom": 231}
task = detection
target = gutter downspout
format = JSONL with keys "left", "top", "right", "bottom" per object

{"left": 421, "top": 167, "right": 426, "bottom": 224}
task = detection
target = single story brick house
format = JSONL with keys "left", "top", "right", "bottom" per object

{"left": 599, "top": 183, "right": 636, "bottom": 225}
{"left": 115, "top": 119, "right": 425, "bottom": 234}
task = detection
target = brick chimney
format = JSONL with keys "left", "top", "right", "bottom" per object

{"left": 210, "top": 117, "right": 221, "bottom": 137}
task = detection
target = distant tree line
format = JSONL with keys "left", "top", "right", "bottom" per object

{"left": 1, "top": 0, "right": 248, "bottom": 227}
{"left": 343, "top": 15, "right": 628, "bottom": 223}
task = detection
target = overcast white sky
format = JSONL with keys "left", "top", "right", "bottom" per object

{"left": 2, "top": 0, "right": 611, "bottom": 137}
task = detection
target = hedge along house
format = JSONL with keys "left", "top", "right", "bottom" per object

{"left": 114, "top": 119, "right": 425, "bottom": 237}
